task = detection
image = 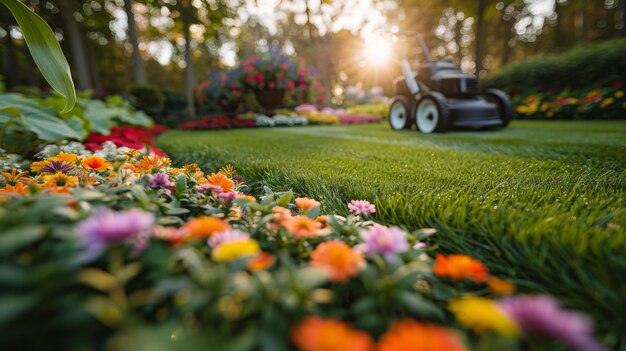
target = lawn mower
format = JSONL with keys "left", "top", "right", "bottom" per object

{"left": 388, "top": 33, "right": 512, "bottom": 133}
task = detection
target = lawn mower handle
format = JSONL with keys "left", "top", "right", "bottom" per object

{"left": 395, "top": 30, "right": 433, "bottom": 62}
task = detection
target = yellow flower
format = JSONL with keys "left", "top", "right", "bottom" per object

{"left": 30, "top": 161, "right": 49, "bottom": 172}
{"left": 212, "top": 239, "right": 261, "bottom": 262}
{"left": 567, "top": 98, "right": 579, "bottom": 104}
{"left": 42, "top": 172, "right": 79, "bottom": 188}
{"left": 540, "top": 103, "right": 549, "bottom": 112}
{"left": 1, "top": 169, "right": 32, "bottom": 185}
{"left": 219, "top": 164, "right": 236, "bottom": 177}
{"left": 546, "top": 111, "right": 554, "bottom": 118}
{"left": 449, "top": 296, "right": 519, "bottom": 337}
{"left": 600, "top": 97, "right": 615, "bottom": 109}
{"left": 615, "top": 90, "right": 624, "bottom": 98}
{"left": 49, "top": 152, "right": 79, "bottom": 164}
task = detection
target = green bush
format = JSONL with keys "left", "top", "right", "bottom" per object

{"left": 126, "top": 84, "right": 166, "bottom": 117}
{"left": 0, "top": 75, "right": 5, "bottom": 93}
{"left": 483, "top": 38, "right": 626, "bottom": 92}
{"left": 126, "top": 85, "right": 187, "bottom": 127}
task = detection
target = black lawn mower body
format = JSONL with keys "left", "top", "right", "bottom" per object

{"left": 388, "top": 35, "right": 512, "bottom": 133}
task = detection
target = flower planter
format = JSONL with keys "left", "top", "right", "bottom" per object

{"left": 254, "top": 89, "right": 285, "bottom": 116}
{"left": 218, "top": 101, "right": 240, "bottom": 115}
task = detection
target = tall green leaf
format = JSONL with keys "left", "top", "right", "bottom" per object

{"left": 0, "top": 0, "right": 76, "bottom": 112}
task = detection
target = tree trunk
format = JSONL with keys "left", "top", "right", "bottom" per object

{"left": 84, "top": 38, "right": 102, "bottom": 92}
{"left": 59, "top": 0, "right": 92, "bottom": 90}
{"left": 618, "top": 0, "right": 626, "bottom": 37}
{"left": 4, "top": 30, "right": 19, "bottom": 89}
{"left": 22, "top": 43, "right": 38, "bottom": 87}
{"left": 474, "top": 0, "right": 487, "bottom": 75}
{"left": 553, "top": 0, "right": 562, "bottom": 52}
{"left": 123, "top": 0, "right": 147, "bottom": 84}
{"left": 181, "top": 1, "right": 196, "bottom": 119}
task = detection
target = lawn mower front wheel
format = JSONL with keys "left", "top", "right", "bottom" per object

{"left": 415, "top": 92, "right": 450, "bottom": 133}
{"left": 388, "top": 96, "right": 414, "bottom": 130}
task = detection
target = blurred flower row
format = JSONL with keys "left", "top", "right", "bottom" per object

{"left": 0, "top": 144, "right": 605, "bottom": 350}
{"left": 511, "top": 79, "right": 625, "bottom": 120}
{"left": 179, "top": 108, "right": 381, "bottom": 130}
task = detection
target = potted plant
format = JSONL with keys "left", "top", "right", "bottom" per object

{"left": 240, "top": 51, "right": 325, "bottom": 115}
{"left": 195, "top": 68, "right": 244, "bottom": 115}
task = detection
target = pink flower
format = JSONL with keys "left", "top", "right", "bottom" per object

{"left": 233, "top": 90, "right": 241, "bottom": 97}
{"left": 358, "top": 224, "right": 409, "bottom": 262}
{"left": 217, "top": 191, "right": 238, "bottom": 202}
{"left": 287, "top": 81, "right": 295, "bottom": 89}
{"left": 348, "top": 200, "right": 376, "bottom": 215}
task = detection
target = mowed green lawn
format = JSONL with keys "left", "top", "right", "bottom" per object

{"left": 159, "top": 121, "right": 626, "bottom": 344}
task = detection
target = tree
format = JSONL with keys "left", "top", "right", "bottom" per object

{"left": 58, "top": 0, "right": 92, "bottom": 90}
{"left": 123, "top": 0, "right": 147, "bottom": 84}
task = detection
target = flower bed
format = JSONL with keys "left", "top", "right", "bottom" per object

{"left": 85, "top": 125, "right": 168, "bottom": 156}
{"left": 0, "top": 143, "right": 607, "bottom": 350}
{"left": 511, "top": 79, "right": 625, "bottom": 120}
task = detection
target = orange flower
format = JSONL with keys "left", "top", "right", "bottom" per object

{"left": 285, "top": 215, "right": 323, "bottom": 239}
{"left": 46, "top": 186, "right": 72, "bottom": 194}
{"left": 487, "top": 277, "right": 516, "bottom": 295}
{"left": 170, "top": 163, "right": 204, "bottom": 178}
{"left": 42, "top": 172, "right": 79, "bottom": 188}
{"left": 378, "top": 319, "right": 468, "bottom": 351}
{"left": 202, "top": 172, "right": 234, "bottom": 193}
{"left": 248, "top": 252, "right": 276, "bottom": 271}
{"left": 311, "top": 240, "right": 364, "bottom": 283}
{"left": 182, "top": 216, "right": 230, "bottom": 240}
{"left": 133, "top": 155, "right": 171, "bottom": 173}
{"left": 81, "top": 156, "right": 111, "bottom": 171}
{"left": 433, "top": 254, "right": 489, "bottom": 282}
{"left": 0, "top": 182, "right": 31, "bottom": 197}
{"left": 295, "top": 197, "right": 321, "bottom": 211}
{"left": 291, "top": 316, "right": 374, "bottom": 351}
{"left": 268, "top": 206, "right": 293, "bottom": 230}
{"left": 49, "top": 152, "right": 78, "bottom": 164}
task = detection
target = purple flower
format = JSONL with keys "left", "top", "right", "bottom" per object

{"left": 348, "top": 200, "right": 376, "bottom": 216}
{"left": 40, "top": 161, "right": 75, "bottom": 174}
{"left": 77, "top": 207, "right": 155, "bottom": 258}
{"left": 499, "top": 295, "right": 605, "bottom": 351}
{"left": 358, "top": 224, "right": 409, "bottom": 262}
{"left": 147, "top": 173, "right": 175, "bottom": 189}
{"left": 208, "top": 229, "right": 249, "bottom": 248}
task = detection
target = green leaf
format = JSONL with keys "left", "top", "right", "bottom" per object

{"left": 305, "top": 206, "right": 321, "bottom": 219}
{"left": 397, "top": 291, "right": 444, "bottom": 321}
{"left": 0, "top": 94, "right": 84, "bottom": 141}
{"left": 175, "top": 175, "right": 188, "bottom": 197}
{"left": 276, "top": 191, "right": 293, "bottom": 207}
{"left": 0, "top": 225, "right": 47, "bottom": 255}
{"left": 0, "top": 0, "right": 76, "bottom": 112}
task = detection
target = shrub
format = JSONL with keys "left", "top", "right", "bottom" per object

{"left": 482, "top": 38, "right": 626, "bottom": 92}
{"left": 126, "top": 84, "right": 166, "bottom": 117}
